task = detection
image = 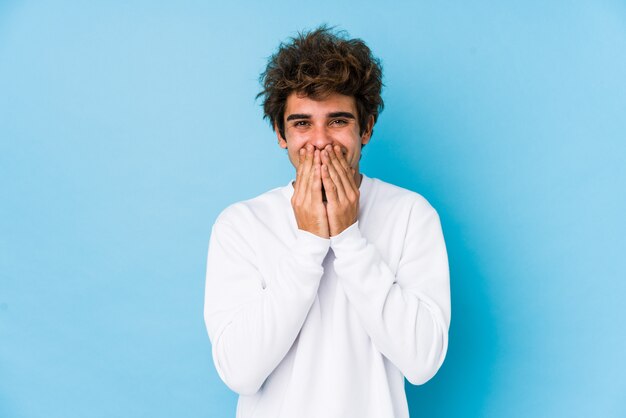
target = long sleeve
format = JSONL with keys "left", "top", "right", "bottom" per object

{"left": 329, "top": 202, "right": 451, "bottom": 385}
{"left": 204, "top": 217, "right": 330, "bottom": 395}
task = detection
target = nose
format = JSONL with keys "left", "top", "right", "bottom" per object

{"left": 309, "top": 124, "right": 333, "bottom": 151}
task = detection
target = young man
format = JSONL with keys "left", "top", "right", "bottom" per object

{"left": 204, "top": 26, "right": 451, "bottom": 418}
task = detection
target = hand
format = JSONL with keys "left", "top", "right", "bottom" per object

{"left": 320, "top": 144, "right": 359, "bottom": 237}
{"left": 291, "top": 144, "right": 330, "bottom": 239}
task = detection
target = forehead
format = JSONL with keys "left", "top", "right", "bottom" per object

{"left": 284, "top": 92, "right": 357, "bottom": 116}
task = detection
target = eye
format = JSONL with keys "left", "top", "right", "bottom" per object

{"left": 294, "top": 120, "right": 309, "bottom": 127}
{"left": 330, "top": 119, "right": 348, "bottom": 126}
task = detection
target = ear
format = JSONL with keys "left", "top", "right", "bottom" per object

{"left": 361, "top": 115, "right": 375, "bottom": 146}
{"left": 275, "top": 122, "right": 288, "bottom": 149}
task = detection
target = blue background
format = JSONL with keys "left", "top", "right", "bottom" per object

{"left": 1, "top": 1, "right": 625, "bottom": 417}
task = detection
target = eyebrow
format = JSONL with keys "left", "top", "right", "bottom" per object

{"left": 328, "top": 112, "right": 356, "bottom": 119}
{"left": 285, "top": 112, "right": 356, "bottom": 121}
{"left": 286, "top": 113, "right": 310, "bottom": 121}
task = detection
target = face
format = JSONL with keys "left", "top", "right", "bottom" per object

{"left": 276, "top": 92, "right": 374, "bottom": 174}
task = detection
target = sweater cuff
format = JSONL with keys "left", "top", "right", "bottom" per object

{"left": 292, "top": 229, "right": 331, "bottom": 266}
{"left": 330, "top": 221, "right": 366, "bottom": 256}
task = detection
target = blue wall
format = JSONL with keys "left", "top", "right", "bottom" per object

{"left": 1, "top": 1, "right": 625, "bottom": 417}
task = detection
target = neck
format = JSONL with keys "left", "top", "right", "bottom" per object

{"left": 355, "top": 172, "right": 363, "bottom": 188}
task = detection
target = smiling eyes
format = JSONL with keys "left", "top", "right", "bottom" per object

{"left": 293, "top": 119, "right": 349, "bottom": 127}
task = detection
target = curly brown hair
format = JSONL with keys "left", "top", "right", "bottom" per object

{"left": 257, "top": 25, "right": 384, "bottom": 146}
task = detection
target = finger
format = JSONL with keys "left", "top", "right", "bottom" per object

{"left": 330, "top": 145, "right": 357, "bottom": 193}
{"left": 321, "top": 162, "right": 338, "bottom": 205}
{"left": 298, "top": 147, "right": 305, "bottom": 170}
{"left": 297, "top": 145, "right": 314, "bottom": 201}
{"left": 305, "top": 148, "right": 320, "bottom": 203}
{"left": 311, "top": 149, "right": 323, "bottom": 203}
{"left": 293, "top": 148, "right": 306, "bottom": 196}
{"left": 322, "top": 148, "right": 347, "bottom": 201}
{"left": 303, "top": 144, "right": 314, "bottom": 175}
{"left": 324, "top": 146, "right": 350, "bottom": 200}
{"left": 333, "top": 145, "right": 358, "bottom": 191}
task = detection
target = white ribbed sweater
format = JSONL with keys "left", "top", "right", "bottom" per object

{"left": 204, "top": 173, "right": 451, "bottom": 418}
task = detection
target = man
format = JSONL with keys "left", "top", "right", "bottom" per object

{"left": 204, "top": 26, "right": 451, "bottom": 418}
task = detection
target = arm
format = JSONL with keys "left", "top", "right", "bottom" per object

{"left": 205, "top": 146, "right": 329, "bottom": 395}
{"left": 204, "top": 218, "right": 329, "bottom": 395}
{"left": 330, "top": 203, "right": 451, "bottom": 385}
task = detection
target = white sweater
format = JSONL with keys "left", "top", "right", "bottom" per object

{"left": 204, "top": 173, "right": 451, "bottom": 418}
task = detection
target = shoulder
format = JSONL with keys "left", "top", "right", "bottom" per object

{"left": 214, "top": 184, "right": 288, "bottom": 228}
{"left": 368, "top": 176, "right": 438, "bottom": 218}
